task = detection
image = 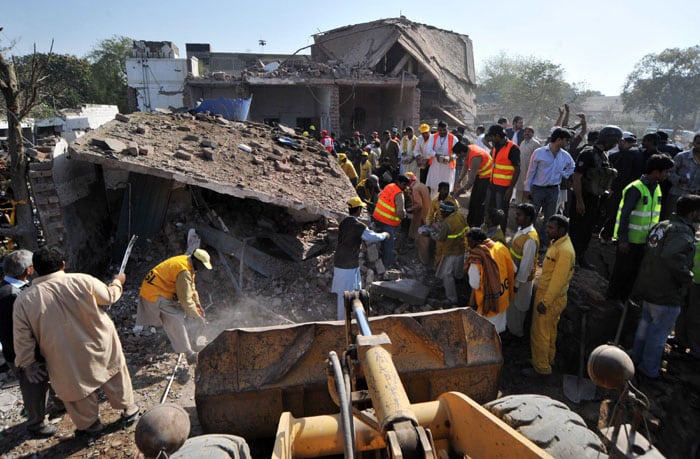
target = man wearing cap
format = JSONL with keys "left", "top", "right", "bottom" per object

{"left": 373, "top": 175, "right": 410, "bottom": 268}
{"left": 415, "top": 123, "right": 433, "bottom": 184}
{"left": 358, "top": 150, "right": 373, "bottom": 183}
{"left": 338, "top": 153, "right": 358, "bottom": 187}
{"left": 430, "top": 201, "right": 468, "bottom": 305}
{"left": 400, "top": 127, "right": 419, "bottom": 177}
{"left": 426, "top": 121, "right": 459, "bottom": 198}
{"left": 356, "top": 174, "right": 381, "bottom": 215}
{"left": 320, "top": 129, "right": 334, "bottom": 153}
{"left": 332, "top": 197, "right": 390, "bottom": 319}
{"left": 137, "top": 249, "right": 213, "bottom": 364}
{"left": 453, "top": 139, "right": 493, "bottom": 227}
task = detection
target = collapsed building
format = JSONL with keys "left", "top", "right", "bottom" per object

{"left": 34, "top": 112, "right": 356, "bottom": 278}
{"left": 126, "top": 17, "right": 476, "bottom": 136}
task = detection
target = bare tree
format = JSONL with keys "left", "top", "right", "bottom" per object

{"left": 0, "top": 45, "right": 50, "bottom": 249}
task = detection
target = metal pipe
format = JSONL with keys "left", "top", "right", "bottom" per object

{"left": 329, "top": 351, "right": 354, "bottom": 459}
{"left": 352, "top": 298, "right": 372, "bottom": 336}
{"left": 160, "top": 353, "right": 183, "bottom": 404}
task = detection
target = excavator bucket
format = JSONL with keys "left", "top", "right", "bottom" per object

{"left": 195, "top": 307, "right": 503, "bottom": 440}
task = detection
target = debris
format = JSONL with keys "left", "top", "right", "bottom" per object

{"left": 238, "top": 144, "right": 252, "bottom": 153}
{"left": 370, "top": 278, "right": 430, "bottom": 305}
{"left": 127, "top": 142, "right": 139, "bottom": 156}
{"left": 174, "top": 151, "right": 192, "bottom": 161}
{"left": 115, "top": 113, "right": 130, "bottom": 122}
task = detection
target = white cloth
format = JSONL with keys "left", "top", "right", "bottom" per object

{"left": 476, "top": 134, "right": 488, "bottom": 151}
{"left": 426, "top": 133, "right": 456, "bottom": 197}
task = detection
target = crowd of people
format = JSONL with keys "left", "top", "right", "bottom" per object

{"left": 332, "top": 113, "right": 700, "bottom": 383}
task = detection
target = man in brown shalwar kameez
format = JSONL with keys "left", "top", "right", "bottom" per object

{"left": 13, "top": 247, "right": 139, "bottom": 436}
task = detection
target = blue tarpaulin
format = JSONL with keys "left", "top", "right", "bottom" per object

{"left": 193, "top": 97, "right": 252, "bottom": 121}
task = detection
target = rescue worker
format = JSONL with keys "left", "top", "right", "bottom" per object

{"left": 355, "top": 174, "right": 381, "bottom": 215}
{"left": 426, "top": 182, "right": 460, "bottom": 226}
{"left": 484, "top": 124, "right": 521, "bottom": 232}
{"left": 338, "top": 153, "right": 358, "bottom": 187}
{"left": 358, "top": 151, "right": 373, "bottom": 183}
{"left": 415, "top": 123, "right": 432, "bottom": 184}
{"left": 136, "top": 249, "right": 212, "bottom": 365}
{"left": 523, "top": 215, "right": 575, "bottom": 379}
{"left": 332, "top": 197, "right": 390, "bottom": 319}
{"left": 631, "top": 195, "right": 700, "bottom": 380}
{"left": 406, "top": 172, "right": 432, "bottom": 264}
{"left": 430, "top": 202, "right": 468, "bottom": 305}
{"left": 320, "top": 129, "right": 334, "bottom": 152}
{"left": 607, "top": 154, "right": 674, "bottom": 301}
{"left": 465, "top": 227, "right": 515, "bottom": 333}
{"left": 372, "top": 175, "right": 410, "bottom": 269}
{"left": 506, "top": 203, "right": 540, "bottom": 339}
{"left": 399, "top": 126, "right": 419, "bottom": 177}
{"left": 426, "top": 121, "right": 459, "bottom": 198}
{"left": 453, "top": 140, "right": 493, "bottom": 227}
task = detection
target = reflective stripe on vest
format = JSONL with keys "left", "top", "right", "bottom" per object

{"left": 613, "top": 180, "right": 661, "bottom": 244}
{"left": 491, "top": 140, "right": 516, "bottom": 186}
{"left": 447, "top": 224, "right": 468, "bottom": 239}
{"left": 430, "top": 133, "right": 457, "bottom": 169}
{"left": 468, "top": 145, "right": 493, "bottom": 178}
{"left": 509, "top": 229, "right": 540, "bottom": 282}
{"left": 693, "top": 239, "right": 700, "bottom": 285}
{"left": 373, "top": 183, "right": 402, "bottom": 226}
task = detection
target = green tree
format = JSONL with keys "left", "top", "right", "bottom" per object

{"left": 622, "top": 46, "right": 700, "bottom": 130}
{"left": 476, "top": 53, "right": 594, "bottom": 132}
{"left": 87, "top": 35, "right": 132, "bottom": 113}
{"left": 13, "top": 53, "right": 93, "bottom": 114}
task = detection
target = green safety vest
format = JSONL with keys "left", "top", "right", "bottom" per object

{"left": 614, "top": 179, "right": 661, "bottom": 244}
{"left": 693, "top": 239, "right": 700, "bottom": 285}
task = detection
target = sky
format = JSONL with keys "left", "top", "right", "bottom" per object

{"left": 3, "top": 0, "right": 699, "bottom": 96}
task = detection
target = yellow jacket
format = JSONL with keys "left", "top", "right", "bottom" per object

{"left": 341, "top": 161, "right": 358, "bottom": 180}
{"left": 426, "top": 195, "right": 459, "bottom": 225}
{"left": 140, "top": 255, "right": 201, "bottom": 317}
{"left": 473, "top": 242, "right": 514, "bottom": 317}
{"left": 359, "top": 160, "right": 372, "bottom": 183}
{"left": 535, "top": 234, "right": 575, "bottom": 311}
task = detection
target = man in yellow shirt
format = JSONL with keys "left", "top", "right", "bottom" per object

{"left": 137, "top": 249, "right": 212, "bottom": 364}
{"left": 523, "top": 215, "right": 575, "bottom": 378}
{"left": 338, "top": 153, "right": 358, "bottom": 187}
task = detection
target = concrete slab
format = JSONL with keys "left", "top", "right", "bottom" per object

{"left": 370, "top": 278, "right": 429, "bottom": 305}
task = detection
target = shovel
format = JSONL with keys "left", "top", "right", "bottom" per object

{"left": 563, "top": 311, "right": 597, "bottom": 403}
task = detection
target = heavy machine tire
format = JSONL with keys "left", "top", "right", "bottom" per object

{"left": 484, "top": 394, "right": 607, "bottom": 458}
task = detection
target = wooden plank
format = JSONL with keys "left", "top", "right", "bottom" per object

{"left": 195, "top": 224, "right": 274, "bottom": 277}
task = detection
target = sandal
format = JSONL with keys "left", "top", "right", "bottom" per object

{"left": 121, "top": 406, "right": 140, "bottom": 426}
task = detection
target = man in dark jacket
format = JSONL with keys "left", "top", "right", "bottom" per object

{"left": 331, "top": 197, "right": 389, "bottom": 320}
{"left": 631, "top": 194, "right": 700, "bottom": 379}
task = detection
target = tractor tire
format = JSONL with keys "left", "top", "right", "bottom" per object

{"left": 484, "top": 394, "right": 607, "bottom": 458}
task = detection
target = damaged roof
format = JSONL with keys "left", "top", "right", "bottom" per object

{"left": 67, "top": 112, "right": 356, "bottom": 220}
{"left": 312, "top": 17, "right": 476, "bottom": 109}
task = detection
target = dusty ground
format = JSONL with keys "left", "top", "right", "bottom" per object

{"left": 1, "top": 206, "right": 698, "bottom": 458}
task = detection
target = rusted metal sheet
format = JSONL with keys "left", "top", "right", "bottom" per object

{"left": 196, "top": 307, "right": 503, "bottom": 439}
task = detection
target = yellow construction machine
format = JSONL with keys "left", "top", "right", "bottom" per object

{"left": 193, "top": 290, "right": 607, "bottom": 458}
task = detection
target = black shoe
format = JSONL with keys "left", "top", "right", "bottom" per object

{"left": 120, "top": 407, "right": 140, "bottom": 426}
{"left": 28, "top": 423, "right": 58, "bottom": 438}
{"left": 75, "top": 420, "right": 103, "bottom": 438}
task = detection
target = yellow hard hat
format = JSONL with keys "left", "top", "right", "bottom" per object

{"left": 338, "top": 153, "right": 347, "bottom": 161}
{"left": 347, "top": 196, "right": 366, "bottom": 208}
{"left": 309, "top": 124, "right": 316, "bottom": 131}
{"left": 419, "top": 123, "right": 430, "bottom": 134}
{"left": 302, "top": 131, "right": 309, "bottom": 137}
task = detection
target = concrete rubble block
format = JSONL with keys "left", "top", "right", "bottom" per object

{"left": 101, "top": 138, "right": 127, "bottom": 153}
{"left": 138, "top": 146, "right": 153, "bottom": 156}
{"left": 135, "top": 124, "right": 149, "bottom": 135}
{"left": 177, "top": 125, "right": 192, "bottom": 132}
{"left": 174, "top": 151, "right": 192, "bottom": 161}
{"left": 238, "top": 144, "right": 252, "bottom": 153}
{"left": 374, "top": 258, "right": 386, "bottom": 275}
{"left": 195, "top": 113, "right": 209, "bottom": 121}
{"left": 274, "top": 160, "right": 292, "bottom": 173}
{"left": 383, "top": 269, "right": 401, "bottom": 281}
{"left": 115, "top": 113, "right": 130, "bottom": 122}
{"left": 201, "top": 149, "right": 217, "bottom": 161}
{"left": 325, "top": 167, "right": 341, "bottom": 178}
{"left": 177, "top": 144, "right": 194, "bottom": 153}
{"left": 127, "top": 142, "right": 139, "bottom": 156}
{"left": 366, "top": 242, "right": 380, "bottom": 262}
{"left": 370, "top": 278, "right": 429, "bottom": 305}
{"left": 290, "top": 156, "right": 305, "bottom": 166}
{"left": 184, "top": 134, "right": 200, "bottom": 142}
{"left": 252, "top": 156, "right": 265, "bottom": 165}
{"left": 215, "top": 117, "right": 230, "bottom": 126}
{"left": 201, "top": 140, "right": 218, "bottom": 148}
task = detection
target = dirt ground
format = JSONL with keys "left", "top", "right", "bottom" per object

{"left": 0, "top": 205, "right": 698, "bottom": 458}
